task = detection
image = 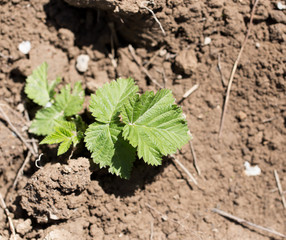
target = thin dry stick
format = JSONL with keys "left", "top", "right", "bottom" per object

{"left": 154, "top": 67, "right": 167, "bottom": 88}
{"left": 12, "top": 151, "right": 32, "bottom": 189}
{"left": 274, "top": 170, "right": 286, "bottom": 209}
{"left": 0, "top": 193, "right": 16, "bottom": 240}
{"left": 178, "top": 84, "right": 199, "bottom": 104}
{"left": 150, "top": 221, "right": 154, "bottom": 240}
{"left": 146, "top": 203, "right": 168, "bottom": 221}
{"left": 218, "top": 0, "right": 259, "bottom": 138}
{"left": 128, "top": 45, "right": 163, "bottom": 88}
{"left": 144, "top": 46, "right": 165, "bottom": 68}
{"left": 212, "top": 208, "right": 286, "bottom": 238}
{"left": 171, "top": 155, "right": 198, "bottom": 186}
{"left": 0, "top": 105, "right": 36, "bottom": 156}
{"left": 23, "top": 108, "right": 39, "bottom": 154}
{"left": 140, "top": 1, "right": 166, "bottom": 36}
{"left": 217, "top": 54, "right": 227, "bottom": 87}
{"left": 189, "top": 141, "right": 201, "bottom": 176}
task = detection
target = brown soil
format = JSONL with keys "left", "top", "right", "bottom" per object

{"left": 0, "top": 0, "right": 286, "bottom": 239}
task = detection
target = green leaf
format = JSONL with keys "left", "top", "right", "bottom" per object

{"left": 122, "top": 89, "right": 191, "bottom": 165}
{"left": 89, "top": 78, "right": 138, "bottom": 123}
{"left": 84, "top": 121, "right": 136, "bottom": 179}
{"left": 55, "top": 81, "right": 85, "bottom": 116}
{"left": 40, "top": 120, "right": 84, "bottom": 155}
{"left": 108, "top": 134, "right": 136, "bottom": 179}
{"left": 29, "top": 105, "right": 64, "bottom": 135}
{"left": 29, "top": 82, "right": 84, "bottom": 136}
{"left": 48, "top": 77, "right": 61, "bottom": 100}
{"left": 25, "top": 62, "right": 60, "bottom": 107}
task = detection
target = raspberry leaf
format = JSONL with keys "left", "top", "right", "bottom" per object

{"left": 25, "top": 62, "right": 60, "bottom": 107}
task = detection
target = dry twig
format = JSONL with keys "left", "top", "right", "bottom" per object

{"left": 178, "top": 84, "right": 199, "bottom": 104}
{"left": 217, "top": 54, "right": 227, "bottom": 87}
{"left": 0, "top": 193, "right": 16, "bottom": 239}
{"left": 212, "top": 208, "right": 286, "bottom": 238}
{"left": 274, "top": 170, "right": 286, "bottom": 209}
{"left": 171, "top": 155, "right": 198, "bottom": 186}
{"left": 140, "top": 1, "right": 166, "bottom": 36}
{"left": 146, "top": 203, "right": 168, "bottom": 221}
{"left": 0, "top": 105, "right": 36, "bottom": 156}
{"left": 150, "top": 221, "right": 154, "bottom": 240}
{"left": 144, "top": 46, "right": 165, "bottom": 68}
{"left": 189, "top": 141, "right": 201, "bottom": 176}
{"left": 154, "top": 67, "right": 167, "bottom": 88}
{"left": 218, "top": 0, "right": 260, "bottom": 137}
{"left": 128, "top": 45, "right": 163, "bottom": 88}
{"left": 13, "top": 151, "right": 32, "bottom": 189}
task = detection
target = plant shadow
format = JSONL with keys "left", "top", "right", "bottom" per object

{"left": 91, "top": 157, "right": 172, "bottom": 198}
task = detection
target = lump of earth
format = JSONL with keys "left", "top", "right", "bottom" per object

{"left": 64, "top": 0, "right": 140, "bottom": 13}
{"left": 20, "top": 158, "right": 91, "bottom": 223}
{"left": 63, "top": 0, "right": 166, "bottom": 47}
{"left": 174, "top": 49, "right": 198, "bottom": 75}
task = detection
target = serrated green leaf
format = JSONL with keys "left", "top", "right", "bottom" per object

{"left": 25, "top": 62, "right": 60, "bottom": 107}
{"left": 29, "top": 105, "right": 65, "bottom": 135}
{"left": 58, "top": 139, "right": 73, "bottom": 155}
{"left": 108, "top": 134, "right": 136, "bottom": 179}
{"left": 84, "top": 121, "right": 136, "bottom": 179}
{"left": 29, "top": 82, "right": 84, "bottom": 136}
{"left": 122, "top": 89, "right": 191, "bottom": 165}
{"left": 48, "top": 77, "right": 61, "bottom": 99}
{"left": 89, "top": 78, "right": 138, "bottom": 123}
{"left": 40, "top": 120, "right": 83, "bottom": 155}
{"left": 55, "top": 81, "right": 85, "bottom": 117}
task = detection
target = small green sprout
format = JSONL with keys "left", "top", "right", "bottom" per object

{"left": 25, "top": 63, "right": 191, "bottom": 179}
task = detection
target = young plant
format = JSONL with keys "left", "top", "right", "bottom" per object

{"left": 25, "top": 62, "right": 85, "bottom": 155}
{"left": 84, "top": 78, "right": 191, "bottom": 179}
{"left": 25, "top": 63, "right": 191, "bottom": 179}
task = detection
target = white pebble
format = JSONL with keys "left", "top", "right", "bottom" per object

{"left": 76, "top": 54, "right": 90, "bottom": 73}
{"left": 244, "top": 161, "right": 261, "bottom": 176}
{"left": 277, "top": 2, "right": 286, "bottom": 10}
{"left": 204, "top": 37, "right": 211, "bottom": 45}
{"left": 159, "top": 49, "right": 167, "bottom": 57}
{"left": 18, "top": 41, "right": 31, "bottom": 54}
{"left": 255, "top": 42, "right": 260, "bottom": 48}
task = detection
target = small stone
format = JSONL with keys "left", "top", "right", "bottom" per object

{"left": 18, "top": 41, "right": 31, "bottom": 54}
{"left": 16, "top": 103, "right": 25, "bottom": 113}
{"left": 244, "top": 161, "right": 261, "bottom": 176}
{"left": 204, "top": 37, "right": 211, "bottom": 45}
{"left": 175, "top": 49, "right": 197, "bottom": 75}
{"left": 159, "top": 49, "right": 167, "bottom": 57}
{"left": 277, "top": 2, "right": 286, "bottom": 10}
{"left": 43, "top": 229, "right": 74, "bottom": 240}
{"left": 76, "top": 54, "right": 89, "bottom": 73}
{"left": 15, "top": 219, "right": 32, "bottom": 236}
{"left": 255, "top": 42, "right": 260, "bottom": 48}
{"left": 58, "top": 28, "right": 75, "bottom": 50}
{"left": 236, "top": 111, "right": 247, "bottom": 121}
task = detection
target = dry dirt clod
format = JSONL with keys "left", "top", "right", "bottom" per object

{"left": 174, "top": 49, "right": 198, "bottom": 76}
{"left": 20, "top": 158, "right": 91, "bottom": 223}
{"left": 43, "top": 229, "right": 76, "bottom": 240}
{"left": 14, "top": 219, "right": 32, "bottom": 236}
{"left": 236, "top": 111, "right": 247, "bottom": 121}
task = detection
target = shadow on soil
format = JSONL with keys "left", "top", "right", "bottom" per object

{"left": 91, "top": 157, "right": 171, "bottom": 198}
{"left": 43, "top": 0, "right": 112, "bottom": 55}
